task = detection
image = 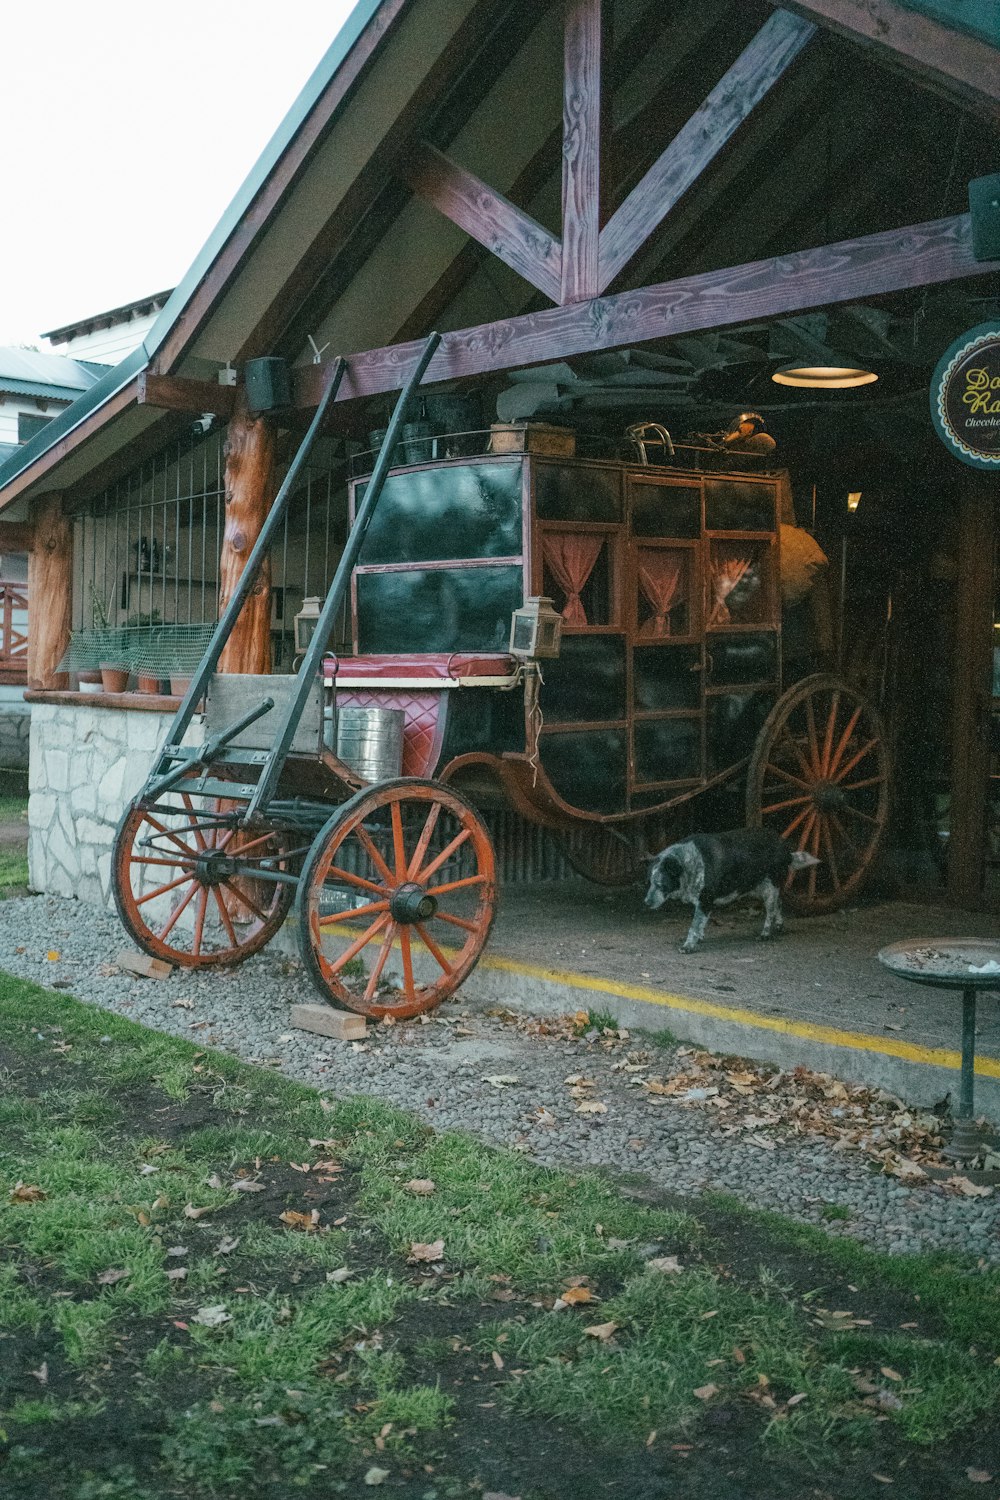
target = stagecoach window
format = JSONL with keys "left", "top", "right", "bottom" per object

{"left": 355, "top": 565, "right": 523, "bottom": 655}
{"left": 635, "top": 545, "right": 692, "bottom": 637}
{"left": 537, "top": 635, "right": 626, "bottom": 723}
{"left": 634, "top": 717, "right": 701, "bottom": 784}
{"left": 705, "top": 479, "right": 776, "bottom": 533}
{"left": 541, "top": 530, "right": 615, "bottom": 627}
{"left": 355, "top": 462, "right": 523, "bottom": 564}
{"left": 630, "top": 481, "right": 700, "bottom": 539}
{"left": 632, "top": 645, "right": 701, "bottom": 711}
{"left": 706, "top": 633, "right": 778, "bottom": 686}
{"left": 534, "top": 463, "right": 622, "bottom": 523}
{"left": 539, "top": 727, "right": 627, "bottom": 813}
{"left": 706, "top": 691, "right": 775, "bottom": 775}
{"left": 707, "top": 540, "right": 776, "bottom": 627}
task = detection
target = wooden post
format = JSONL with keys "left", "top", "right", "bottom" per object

{"left": 947, "top": 476, "right": 995, "bottom": 907}
{"left": 218, "top": 389, "right": 276, "bottom": 675}
{"left": 27, "top": 493, "right": 71, "bottom": 691}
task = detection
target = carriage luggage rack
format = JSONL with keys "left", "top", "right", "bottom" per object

{"left": 348, "top": 428, "right": 779, "bottom": 476}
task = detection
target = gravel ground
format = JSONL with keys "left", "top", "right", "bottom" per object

{"left": 2, "top": 892, "right": 999, "bottom": 1263}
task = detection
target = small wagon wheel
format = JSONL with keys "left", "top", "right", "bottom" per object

{"left": 113, "top": 779, "right": 296, "bottom": 968}
{"left": 298, "top": 779, "right": 497, "bottom": 1020}
{"left": 558, "top": 826, "right": 646, "bottom": 887}
{"left": 746, "top": 673, "right": 890, "bottom": 914}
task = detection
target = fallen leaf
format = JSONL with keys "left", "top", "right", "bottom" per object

{"left": 139, "top": 1164, "right": 160, "bottom": 1176}
{"left": 326, "top": 1267, "right": 353, "bottom": 1283}
{"left": 9, "top": 1182, "right": 46, "bottom": 1203}
{"left": 279, "top": 1210, "right": 321, "bottom": 1232}
{"left": 215, "top": 1236, "right": 240, "bottom": 1255}
{"left": 28, "top": 1362, "right": 48, "bottom": 1385}
{"left": 232, "top": 1179, "right": 266, "bottom": 1193}
{"left": 575, "top": 1101, "right": 608, "bottom": 1115}
{"left": 191, "top": 1304, "right": 231, "bottom": 1327}
{"left": 945, "top": 1176, "right": 993, "bottom": 1198}
{"left": 46, "top": 950, "right": 60, "bottom": 961}
{"left": 880, "top": 1366, "right": 903, "bottom": 1382}
{"left": 492, "top": 1350, "right": 505, "bottom": 1369}
{"left": 96, "top": 1268, "right": 130, "bottom": 1286}
{"left": 407, "top": 1239, "right": 445, "bottom": 1263}
{"left": 872, "top": 1474, "right": 894, "bottom": 1484}
{"left": 645, "top": 1430, "right": 657, "bottom": 1449}
{"left": 172, "top": 998, "right": 195, "bottom": 1010}
{"left": 786, "top": 1392, "right": 808, "bottom": 1407}
{"left": 559, "top": 1286, "right": 594, "bottom": 1305}
{"left": 165, "top": 1245, "right": 188, "bottom": 1257}
{"left": 646, "top": 1256, "right": 682, "bottom": 1274}
{"left": 183, "top": 1204, "right": 213, "bottom": 1220}
{"left": 151, "top": 1195, "right": 170, "bottom": 1211}
{"left": 403, "top": 1179, "right": 436, "bottom": 1196}
{"left": 693, "top": 1383, "right": 719, "bottom": 1401}
{"left": 481, "top": 1074, "right": 519, "bottom": 1087}
{"left": 584, "top": 1321, "right": 618, "bottom": 1341}
{"left": 166, "top": 1267, "right": 187, "bottom": 1281}
{"left": 966, "top": 1469, "right": 992, "bottom": 1484}
{"left": 364, "top": 1466, "right": 390, "bottom": 1487}
{"left": 205, "top": 1174, "right": 224, "bottom": 1190}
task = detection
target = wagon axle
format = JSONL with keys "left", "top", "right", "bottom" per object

{"left": 389, "top": 881, "right": 438, "bottom": 924}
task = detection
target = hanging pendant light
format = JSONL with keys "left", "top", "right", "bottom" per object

{"left": 771, "top": 362, "right": 878, "bottom": 388}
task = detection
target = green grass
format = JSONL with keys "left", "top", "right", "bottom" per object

{"left": 1, "top": 968, "right": 1000, "bottom": 1498}
{"left": 0, "top": 845, "right": 28, "bottom": 891}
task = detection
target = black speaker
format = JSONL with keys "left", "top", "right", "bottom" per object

{"left": 969, "top": 174, "right": 1000, "bottom": 263}
{"left": 244, "top": 357, "right": 292, "bottom": 414}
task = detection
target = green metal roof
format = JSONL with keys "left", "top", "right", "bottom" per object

{"left": 905, "top": 1, "right": 999, "bottom": 46}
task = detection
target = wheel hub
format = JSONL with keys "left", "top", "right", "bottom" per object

{"left": 812, "top": 779, "right": 846, "bottom": 813}
{"left": 389, "top": 881, "right": 437, "bottom": 924}
{"left": 194, "top": 852, "right": 238, "bottom": 886}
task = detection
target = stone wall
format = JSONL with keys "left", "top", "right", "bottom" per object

{"left": 28, "top": 703, "right": 192, "bottom": 907}
{"left": 0, "top": 699, "right": 30, "bottom": 769}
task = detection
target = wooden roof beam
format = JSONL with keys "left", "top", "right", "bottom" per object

{"left": 137, "top": 372, "right": 237, "bottom": 419}
{"left": 597, "top": 8, "right": 817, "bottom": 292}
{"left": 780, "top": 0, "right": 1000, "bottom": 120}
{"left": 561, "top": 0, "right": 605, "bottom": 302}
{"left": 403, "top": 142, "right": 563, "bottom": 302}
{"left": 295, "top": 212, "right": 997, "bottom": 405}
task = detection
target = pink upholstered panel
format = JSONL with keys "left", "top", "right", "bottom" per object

{"left": 327, "top": 653, "right": 516, "bottom": 683}
{"left": 336, "top": 689, "right": 445, "bottom": 777}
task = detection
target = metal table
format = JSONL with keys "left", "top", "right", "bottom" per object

{"left": 878, "top": 939, "right": 1000, "bottom": 1160}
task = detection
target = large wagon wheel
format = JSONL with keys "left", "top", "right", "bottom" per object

{"left": 559, "top": 826, "right": 646, "bottom": 886}
{"left": 113, "top": 779, "right": 296, "bottom": 967}
{"left": 298, "top": 779, "right": 497, "bottom": 1020}
{"left": 746, "top": 674, "right": 890, "bottom": 914}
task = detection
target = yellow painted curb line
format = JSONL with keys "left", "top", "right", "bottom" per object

{"left": 321, "top": 922, "right": 1000, "bottom": 1082}
{"left": 476, "top": 951, "right": 1000, "bottom": 1083}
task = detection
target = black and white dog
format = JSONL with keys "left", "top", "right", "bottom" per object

{"left": 644, "top": 828, "right": 819, "bottom": 952}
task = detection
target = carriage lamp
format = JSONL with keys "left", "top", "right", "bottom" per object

{"left": 847, "top": 491, "right": 862, "bottom": 513}
{"left": 509, "top": 596, "right": 563, "bottom": 660}
{"left": 294, "top": 596, "right": 322, "bottom": 653}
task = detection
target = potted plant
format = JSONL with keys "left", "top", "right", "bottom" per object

{"left": 125, "top": 610, "right": 164, "bottom": 693}
{"left": 90, "top": 587, "right": 130, "bottom": 693}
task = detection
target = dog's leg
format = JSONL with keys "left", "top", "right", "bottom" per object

{"left": 758, "top": 878, "right": 783, "bottom": 940}
{"left": 681, "top": 902, "right": 710, "bottom": 953}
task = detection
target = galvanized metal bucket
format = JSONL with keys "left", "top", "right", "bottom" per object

{"left": 336, "top": 706, "right": 405, "bottom": 783}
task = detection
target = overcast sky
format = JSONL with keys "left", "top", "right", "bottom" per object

{"left": 0, "top": 1, "right": 355, "bottom": 346}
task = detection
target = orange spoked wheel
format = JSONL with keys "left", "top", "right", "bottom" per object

{"left": 113, "top": 780, "right": 297, "bottom": 967}
{"left": 298, "top": 779, "right": 497, "bottom": 1020}
{"left": 746, "top": 674, "right": 890, "bottom": 915}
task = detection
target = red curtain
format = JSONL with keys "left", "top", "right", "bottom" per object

{"left": 637, "top": 552, "right": 685, "bottom": 638}
{"left": 542, "top": 534, "right": 604, "bottom": 626}
{"left": 709, "top": 545, "right": 754, "bottom": 626}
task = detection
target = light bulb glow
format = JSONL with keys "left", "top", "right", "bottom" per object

{"left": 772, "top": 364, "right": 878, "bottom": 389}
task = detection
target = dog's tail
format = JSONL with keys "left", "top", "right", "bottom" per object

{"left": 789, "top": 851, "right": 821, "bottom": 868}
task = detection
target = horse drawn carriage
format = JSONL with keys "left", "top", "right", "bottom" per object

{"left": 112, "top": 335, "right": 890, "bottom": 1018}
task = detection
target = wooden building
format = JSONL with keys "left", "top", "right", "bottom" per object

{"left": 0, "top": 0, "right": 998, "bottom": 910}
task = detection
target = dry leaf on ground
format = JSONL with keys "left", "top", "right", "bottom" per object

{"left": 403, "top": 1179, "right": 436, "bottom": 1196}
{"left": 693, "top": 1383, "right": 720, "bottom": 1401}
{"left": 966, "top": 1470, "right": 992, "bottom": 1484}
{"left": 481, "top": 1074, "right": 519, "bottom": 1088}
{"left": 575, "top": 1101, "right": 608, "bottom": 1115}
{"left": 183, "top": 1204, "right": 213, "bottom": 1220}
{"left": 9, "top": 1182, "right": 46, "bottom": 1203}
{"left": 96, "top": 1268, "right": 130, "bottom": 1286}
{"left": 363, "top": 1466, "right": 390, "bottom": 1486}
{"left": 407, "top": 1239, "right": 445, "bottom": 1263}
{"left": 559, "top": 1286, "right": 595, "bottom": 1306}
{"left": 279, "top": 1209, "right": 321, "bottom": 1232}
{"left": 232, "top": 1179, "right": 266, "bottom": 1193}
{"left": 191, "top": 1304, "right": 231, "bottom": 1327}
{"left": 166, "top": 1267, "right": 187, "bottom": 1281}
{"left": 880, "top": 1366, "right": 903, "bottom": 1382}
{"left": 584, "top": 1321, "right": 618, "bottom": 1341}
{"left": 945, "top": 1176, "right": 993, "bottom": 1198}
{"left": 647, "top": 1256, "right": 682, "bottom": 1274}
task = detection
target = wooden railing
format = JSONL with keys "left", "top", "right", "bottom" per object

{"left": 0, "top": 581, "right": 29, "bottom": 685}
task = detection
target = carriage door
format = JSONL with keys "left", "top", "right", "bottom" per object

{"left": 702, "top": 476, "right": 781, "bottom": 779}
{"left": 628, "top": 475, "right": 704, "bottom": 800}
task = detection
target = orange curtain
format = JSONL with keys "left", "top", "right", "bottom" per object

{"left": 709, "top": 545, "right": 754, "bottom": 626}
{"left": 638, "top": 553, "right": 685, "bottom": 638}
{"left": 542, "top": 534, "right": 604, "bottom": 626}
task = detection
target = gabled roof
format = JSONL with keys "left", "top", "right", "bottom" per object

{"left": 0, "top": 346, "right": 105, "bottom": 401}
{"left": 1, "top": 0, "right": 998, "bottom": 508}
{"left": 42, "top": 290, "right": 175, "bottom": 346}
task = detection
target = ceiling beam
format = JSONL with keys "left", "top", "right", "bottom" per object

{"left": 560, "top": 0, "right": 604, "bottom": 301}
{"left": 597, "top": 8, "right": 817, "bottom": 292}
{"left": 403, "top": 141, "right": 563, "bottom": 302}
{"left": 295, "top": 212, "right": 996, "bottom": 406}
{"left": 780, "top": 0, "right": 1000, "bottom": 120}
{"left": 137, "top": 373, "right": 237, "bottom": 419}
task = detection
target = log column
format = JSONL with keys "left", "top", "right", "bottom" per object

{"left": 218, "top": 389, "right": 277, "bottom": 675}
{"left": 27, "top": 494, "right": 71, "bottom": 690}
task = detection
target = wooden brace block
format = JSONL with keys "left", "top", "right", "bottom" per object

{"left": 116, "top": 949, "right": 174, "bottom": 980}
{"left": 290, "top": 1003, "right": 368, "bottom": 1041}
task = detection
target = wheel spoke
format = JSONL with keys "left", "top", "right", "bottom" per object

{"left": 181, "top": 794, "right": 208, "bottom": 851}
{"left": 221, "top": 880, "right": 270, "bottom": 925}
{"left": 829, "top": 810, "right": 861, "bottom": 859}
{"left": 432, "top": 909, "right": 478, "bottom": 933}
{"left": 142, "top": 812, "right": 200, "bottom": 861}
{"left": 363, "top": 924, "right": 396, "bottom": 1003}
{"left": 777, "top": 733, "right": 815, "bottom": 782}
{"left": 821, "top": 814, "right": 842, "bottom": 892}
{"left": 224, "top": 828, "right": 279, "bottom": 859}
{"left": 158, "top": 879, "right": 200, "bottom": 941}
{"left": 318, "top": 898, "right": 390, "bottom": 927}
{"left": 780, "top": 803, "right": 813, "bottom": 842}
{"left": 130, "top": 855, "right": 192, "bottom": 871}
{"left": 414, "top": 922, "right": 454, "bottom": 974}
{"left": 761, "top": 794, "right": 811, "bottom": 816}
{"left": 354, "top": 823, "right": 395, "bottom": 886}
{"left": 325, "top": 864, "right": 389, "bottom": 898}
{"left": 417, "top": 827, "right": 471, "bottom": 884}
{"left": 763, "top": 762, "right": 812, "bottom": 792}
{"left": 839, "top": 773, "right": 887, "bottom": 792}
{"left": 136, "top": 873, "right": 192, "bottom": 907}
{"left": 192, "top": 886, "right": 209, "bottom": 956}
{"left": 425, "top": 873, "right": 487, "bottom": 897}
{"left": 327, "top": 914, "right": 390, "bottom": 975}
{"left": 399, "top": 928, "right": 417, "bottom": 1004}
{"left": 834, "top": 737, "right": 879, "bottom": 783}
{"left": 827, "top": 704, "right": 862, "bottom": 778}
{"left": 819, "top": 691, "right": 839, "bottom": 776}
{"left": 391, "top": 799, "right": 408, "bottom": 881}
{"left": 841, "top": 802, "right": 880, "bottom": 828}
{"left": 808, "top": 814, "right": 821, "bottom": 900}
{"left": 804, "top": 697, "right": 820, "bottom": 775}
{"left": 407, "top": 801, "right": 442, "bottom": 879}
{"left": 213, "top": 887, "right": 239, "bottom": 947}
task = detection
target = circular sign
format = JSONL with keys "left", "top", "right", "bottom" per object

{"left": 931, "top": 322, "right": 1000, "bottom": 469}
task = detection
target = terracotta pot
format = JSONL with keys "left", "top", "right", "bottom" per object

{"left": 136, "top": 674, "right": 163, "bottom": 695}
{"left": 169, "top": 675, "right": 192, "bottom": 697}
{"left": 100, "top": 664, "right": 130, "bottom": 693}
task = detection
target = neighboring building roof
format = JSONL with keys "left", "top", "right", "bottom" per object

{"left": 0, "top": 346, "right": 105, "bottom": 400}
{"left": 42, "top": 290, "right": 175, "bottom": 346}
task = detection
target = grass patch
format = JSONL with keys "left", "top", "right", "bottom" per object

{"left": 1, "top": 970, "right": 1000, "bottom": 1499}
